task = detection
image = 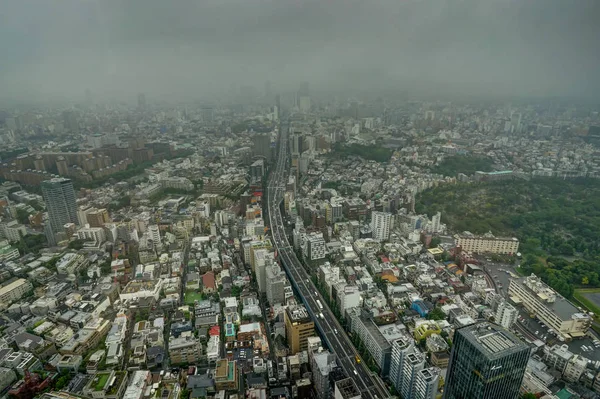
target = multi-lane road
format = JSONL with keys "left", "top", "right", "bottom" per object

{"left": 266, "top": 121, "right": 389, "bottom": 399}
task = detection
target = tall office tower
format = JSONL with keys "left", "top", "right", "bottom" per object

{"left": 138, "top": 93, "right": 146, "bottom": 109}
{"left": 252, "top": 133, "right": 272, "bottom": 161}
{"left": 41, "top": 178, "right": 78, "bottom": 234}
{"left": 285, "top": 304, "right": 315, "bottom": 355}
{"left": 264, "top": 80, "right": 272, "bottom": 99}
{"left": 371, "top": 211, "right": 393, "bottom": 241}
{"left": 443, "top": 323, "right": 529, "bottom": 399}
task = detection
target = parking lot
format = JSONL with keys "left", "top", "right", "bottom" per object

{"left": 483, "top": 260, "right": 600, "bottom": 362}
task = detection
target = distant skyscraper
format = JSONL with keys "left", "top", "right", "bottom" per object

{"left": 264, "top": 80, "right": 272, "bottom": 99}
{"left": 138, "top": 93, "right": 146, "bottom": 109}
{"left": 41, "top": 178, "right": 78, "bottom": 234}
{"left": 443, "top": 323, "right": 529, "bottom": 399}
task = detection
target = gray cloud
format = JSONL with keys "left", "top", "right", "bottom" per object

{"left": 1, "top": 0, "right": 599, "bottom": 103}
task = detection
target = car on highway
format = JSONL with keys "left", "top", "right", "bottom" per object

{"left": 353, "top": 370, "right": 358, "bottom": 376}
{"left": 334, "top": 328, "right": 338, "bottom": 334}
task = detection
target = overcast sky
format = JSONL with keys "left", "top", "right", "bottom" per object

{"left": 1, "top": 0, "right": 599, "bottom": 103}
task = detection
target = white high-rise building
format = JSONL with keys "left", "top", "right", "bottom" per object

{"left": 390, "top": 337, "right": 416, "bottom": 395}
{"left": 147, "top": 225, "right": 162, "bottom": 251}
{"left": 494, "top": 299, "right": 519, "bottom": 329}
{"left": 401, "top": 352, "right": 426, "bottom": 399}
{"left": 413, "top": 367, "right": 440, "bottom": 399}
{"left": 371, "top": 211, "right": 393, "bottom": 241}
{"left": 254, "top": 249, "right": 273, "bottom": 294}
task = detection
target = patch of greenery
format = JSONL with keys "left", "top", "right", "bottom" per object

{"left": 431, "top": 155, "right": 494, "bottom": 176}
{"left": 573, "top": 288, "right": 600, "bottom": 317}
{"left": 0, "top": 147, "right": 28, "bottom": 161}
{"left": 417, "top": 177, "right": 600, "bottom": 295}
{"left": 330, "top": 143, "right": 393, "bottom": 163}
{"left": 15, "top": 234, "right": 47, "bottom": 255}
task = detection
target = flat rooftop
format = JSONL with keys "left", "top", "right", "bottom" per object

{"left": 458, "top": 322, "right": 528, "bottom": 360}
{"left": 512, "top": 277, "right": 586, "bottom": 320}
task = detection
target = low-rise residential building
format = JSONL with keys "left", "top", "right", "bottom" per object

{"left": 0, "top": 279, "right": 33, "bottom": 306}
{"left": 169, "top": 333, "right": 202, "bottom": 365}
{"left": 214, "top": 358, "right": 238, "bottom": 391}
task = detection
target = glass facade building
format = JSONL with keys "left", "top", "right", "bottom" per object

{"left": 444, "top": 322, "right": 529, "bottom": 399}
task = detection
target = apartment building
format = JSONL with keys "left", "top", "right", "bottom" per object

{"left": 508, "top": 274, "right": 592, "bottom": 339}
{"left": 0, "top": 279, "right": 33, "bottom": 305}
{"left": 454, "top": 232, "right": 519, "bottom": 255}
{"left": 169, "top": 334, "right": 202, "bottom": 365}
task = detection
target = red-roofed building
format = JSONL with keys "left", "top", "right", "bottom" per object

{"left": 202, "top": 271, "right": 216, "bottom": 294}
{"left": 209, "top": 326, "right": 221, "bottom": 337}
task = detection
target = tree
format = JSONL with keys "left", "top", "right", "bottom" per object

{"left": 521, "top": 393, "right": 537, "bottom": 399}
{"left": 16, "top": 208, "right": 30, "bottom": 224}
{"left": 68, "top": 239, "right": 86, "bottom": 250}
{"left": 427, "top": 307, "right": 446, "bottom": 321}
{"left": 582, "top": 276, "right": 590, "bottom": 285}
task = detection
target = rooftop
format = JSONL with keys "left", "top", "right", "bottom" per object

{"left": 459, "top": 322, "right": 528, "bottom": 359}
{"left": 512, "top": 275, "right": 590, "bottom": 321}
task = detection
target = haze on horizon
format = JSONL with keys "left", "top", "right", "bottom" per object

{"left": 1, "top": 0, "right": 599, "bottom": 104}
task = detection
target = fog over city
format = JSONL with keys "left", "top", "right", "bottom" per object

{"left": 1, "top": 0, "right": 599, "bottom": 103}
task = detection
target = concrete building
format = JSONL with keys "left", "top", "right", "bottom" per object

{"left": 285, "top": 304, "right": 314, "bottom": 355}
{"left": 508, "top": 274, "right": 592, "bottom": 339}
{"left": 311, "top": 350, "right": 337, "bottom": 399}
{"left": 390, "top": 336, "right": 417, "bottom": 396}
{"left": 414, "top": 367, "right": 440, "bottom": 399}
{"left": 169, "top": 334, "right": 202, "bottom": 365}
{"left": 266, "top": 264, "right": 287, "bottom": 306}
{"left": 494, "top": 299, "right": 518, "bottom": 330}
{"left": 0, "top": 278, "right": 33, "bottom": 305}
{"left": 348, "top": 310, "right": 405, "bottom": 376}
{"left": 41, "top": 178, "right": 78, "bottom": 234}
{"left": 214, "top": 359, "right": 238, "bottom": 391}
{"left": 77, "top": 225, "right": 106, "bottom": 244}
{"left": 371, "top": 211, "right": 393, "bottom": 241}
{"left": 454, "top": 232, "right": 519, "bottom": 255}
{"left": 305, "top": 232, "right": 326, "bottom": 261}
{"left": 334, "top": 377, "right": 361, "bottom": 399}
{"left": 0, "top": 240, "right": 20, "bottom": 262}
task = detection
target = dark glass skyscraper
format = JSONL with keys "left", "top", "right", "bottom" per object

{"left": 41, "top": 177, "right": 78, "bottom": 234}
{"left": 443, "top": 322, "right": 529, "bottom": 399}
